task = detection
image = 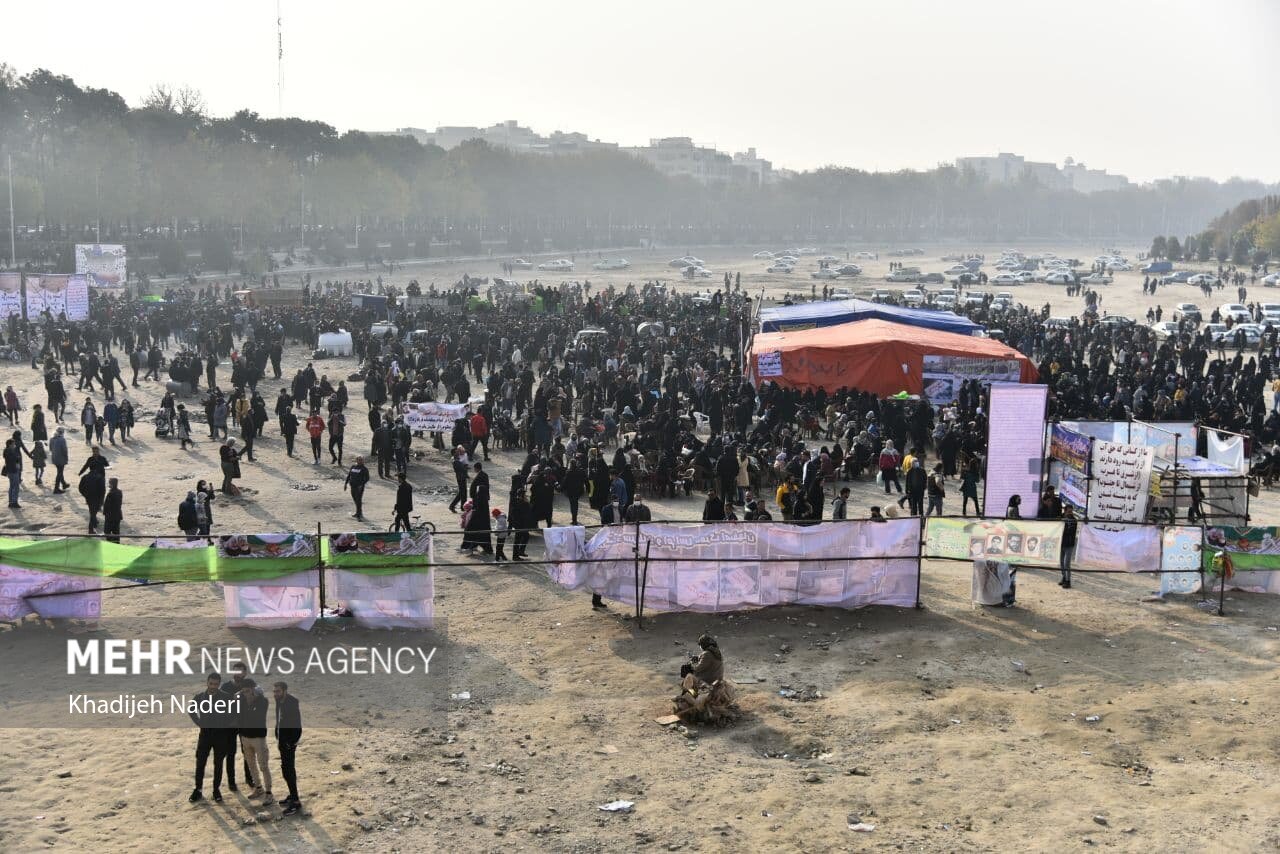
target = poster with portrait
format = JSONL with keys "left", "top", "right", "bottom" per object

{"left": 74, "top": 243, "right": 127, "bottom": 288}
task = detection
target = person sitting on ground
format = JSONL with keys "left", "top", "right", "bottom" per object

{"left": 673, "top": 633, "right": 739, "bottom": 726}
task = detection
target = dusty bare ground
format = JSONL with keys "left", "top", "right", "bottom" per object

{"left": 2, "top": 246, "right": 1279, "bottom": 852}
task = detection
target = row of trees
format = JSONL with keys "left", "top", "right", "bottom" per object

{"left": 3, "top": 65, "right": 1278, "bottom": 260}
{"left": 1149, "top": 195, "right": 1280, "bottom": 267}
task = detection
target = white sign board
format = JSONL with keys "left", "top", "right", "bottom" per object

{"left": 983, "top": 383, "right": 1048, "bottom": 517}
{"left": 757, "top": 350, "right": 783, "bottom": 377}
{"left": 401, "top": 401, "right": 469, "bottom": 433}
{"left": 1087, "top": 440, "right": 1154, "bottom": 523}
{"left": 74, "top": 244, "right": 127, "bottom": 288}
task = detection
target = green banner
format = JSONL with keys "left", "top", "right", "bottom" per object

{"left": 1202, "top": 527, "right": 1280, "bottom": 573}
{"left": 323, "top": 532, "right": 433, "bottom": 575}
{"left": 924, "top": 518, "right": 1065, "bottom": 568}
{"left": 0, "top": 532, "right": 431, "bottom": 582}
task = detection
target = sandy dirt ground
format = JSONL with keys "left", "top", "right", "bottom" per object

{"left": 1, "top": 244, "right": 1279, "bottom": 852}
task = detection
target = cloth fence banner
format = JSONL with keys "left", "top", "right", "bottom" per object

{"left": 543, "top": 520, "right": 921, "bottom": 612}
{"left": 0, "top": 565, "right": 101, "bottom": 621}
{"left": 324, "top": 570, "right": 434, "bottom": 629}
{"left": 0, "top": 272, "right": 22, "bottom": 319}
{"left": 401, "top": 401, "right": 469, "bottom": 433}
{"left": 223, "top": 570, "right": 319, "bottom": 630}
{"left": 1160, "top": 526, "right": 1203, "bottom": 596}
{"left": 924, "top": 517, "right": 1064, "bottom": 568}
{"left": 323, "top": 531, "right": 434, "bottom": 628}
{"left": 1087, "top": 441, "right": 1153, "bottom": 523}
{"left": 1206, "top": 431, "right": 1246, "bottom": 475}
{"left": 1050, "top": 424, "right": 1090, "bottom": 473}
{"left": 1202, "top": 526, "right": 1280, "bottom": 595}
{"left": 322, "top": 531, "right": 433, "bottom": 573}
{"left": 1073, "top": 524, "right": 1161, "bottom": 572}
{"left": 983, "top": 384, "right": 1048, "bottom": 518}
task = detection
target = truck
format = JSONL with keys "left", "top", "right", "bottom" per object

{"left": 234, "top": 288, "right": 304, "bottom": 308}
{"left": 1141, "top": 261, "right": 1173, "bottom": 275}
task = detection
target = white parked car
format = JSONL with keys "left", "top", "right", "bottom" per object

{"left": 811, "top": 268, "right": 841, "bottom": 280}
{"left": 1044, "top": 271, "right": 1073, "bottom": 285}
{"left": 1220, "top": 323, "right": 1264, "bottom": 346}
{"left": 1263, "top": 273, "right": 1280, "bottom": 287}
{"left": 798, "top": 247, "right": 818, "bottom": 255}
{"left": 817, "top": 255, "right": 840, "bottom": 263}
{"left": 682, "top": 265, "right": 712, "bottom": 278}
{"left": 1081, "top": 272, "right": 1113, "bottom": 285}
{"left": 1172, "top": 303, "right": 1201, "bottom": 322}
{"left": 1150, "top": 321, "right": 1179, "bottom": 339}
{"left": 933, "top": 294, "right": 957, "bottom": 308}
{"left": 903, "top": 291, "right": 924, "bottom": 306}
{"left": 753, "top": 250, "right": 775, "bottom": 259}
{"left": 1106, "top": 261, "right": 1132, "bottom": 271}
{"left": 592, "top": 258, "right": 630, "bottom": 270}
{"left": 990, "top": 273, "right": 1022, "bottom": 286}
{"left": 943, "top": 264, "right": 970, "bottom": 275}
{"left": 854, "top": 251, "right": 877, "bottom": 260}
{"left": 1014, "top": 270, "right": 1036, "bottom": 283}
{"left": 766, "top": 263, "right": 795, "bottom": 273}
{"left": 1188, "top": 273, "right": 1219, "bottom": 286}
{"left": 510, "top": 258, "right": 534, "bottom": 270}
{"left": 1219, "top": 303, "right": 1251, "bottom": 323}
{"left": 537, "top": 258, "right": 573, "bottom": 271}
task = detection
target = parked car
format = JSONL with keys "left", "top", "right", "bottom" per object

{"left": 1150, "top": 321, "right": 1180, "bottom": 339}
{"left": 1141, "top": 260, "right": 1173, "bottom": 275}
{"left": 854, "top": 251, "right": 877, "bottom": 260}
{"left": 592, "top": 258, "right": 630, "bottom": 270}
{"left": 682, "top": 265, "right": 712, "bottom": 279}
{"left": 1097, "top": 315, "right": 1134, "bottom": 327}
{"left": 990, "top": 273, "right": 1022, "bottom": 286}
{"left": 766, "top": 263, "right": 795, "bottom": 273}
{"left": 962, "top": 292, "right": 988, "bottom": 307}
{"left": 837, "top": 264, "right": 863, "bottom": 276}
{"left": 1081, "top": 272, "right": 1113, "bottom": 285}
{"left": 1264, "top": 273, "right": 1280, "bottom": 287}
{"left": 885, "top": 269, "right": 920, "bottom": 283}
{"left": 1217, "top": 323, "right": 1263, "bottom": 346}
{"left": 919, "top": 272, "right": 945, "bottom": 284}
{"left": 510, "top": 258, "right": 534, "bottom": 270}
{"left": 537, "top": 258, "right": 573, "bottom": 271}
{"left": 932, "top": 294, "right": 957, "bottom": 308}
{"left": 1187, "top": 273, "right": 1219, "bottom": 287}
{"left": 1161, "top": 271, "right": 1194, "bottom": 285}
{"left": 811, "top": 268, "right": 841, "bottom": 280}
{"left": 1044, "top": 271, "right": 1073, "bottom": 285}
{"left": 1172, "top": 303, "right": 1201, "bottom": 323}
{"left": 943, "top": 264, "right": 970, "bottom": 275}
{"left": 1219, "top": 303, "right": 1251, "bottom": 323}
{"left": 753, "top": 250, "right": 775, "bottom": 259}
{"left": 902, "top": 291, "right": 925, "bottom": 306}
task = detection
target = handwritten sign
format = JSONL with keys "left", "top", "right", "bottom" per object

{"left": 1087, "top": 440, "right": 1153, "bottom": 523}
{"left": 757, "top": 350, "right": 783, "bottom": 377}
{"left": 401, "top": 401, "right": 468, "bottom": 433}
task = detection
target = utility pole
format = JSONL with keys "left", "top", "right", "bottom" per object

{"left": 7, "top": 154, "right": 15, "bottom": 269}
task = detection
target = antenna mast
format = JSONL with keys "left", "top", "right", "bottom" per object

{"left": 276, "top": 0, "right": 284, "bottom": 116}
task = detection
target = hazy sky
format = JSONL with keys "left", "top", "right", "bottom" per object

{"left": 8, "top": 0, "right": 1279, "bottom": 182}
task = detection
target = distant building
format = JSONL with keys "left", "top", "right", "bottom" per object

{"left": 956, "top": 152, "right": 1129, "bottom": 193}
{"left": 732, "top": 147, "right": 774, "bottom": 187}
{"left": 1061, "top": 157, "right": 1130, "bottom": 194}
{"left": 367, "top": 121, "right": 617, "bottom": 156}
{"left": 624, "top": 137, "right": 736, "bottom": 185}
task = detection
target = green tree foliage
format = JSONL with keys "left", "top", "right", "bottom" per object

{"left": 1232, "top": 234, "right": 1251, "bottom": 265}
{"left": 1149, "top": 235, "right": 1167, "bottom": 259}
{"left": 3, "top": 66, "right": 1278, "bottom": 248}
{"left": 1166, "top": 236, "right": 1182, "bottom": 261}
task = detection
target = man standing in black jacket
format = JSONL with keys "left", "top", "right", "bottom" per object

{"left": 102, "top": 477, "right": 123, "bottom": 542}
{"left": 273, "top": 681, "right": 303, "bottom": 816}
{"left": 448, "top": 446, "right": 469, "bottom": 513}
{"left": 189, "top": 672, "right": 237, "bottom": 803}
{"left": 392, "top": 472, "right": 414, "bottom": 531}
{"left": 344, "top": 456, "right": 370, "bottom": 520}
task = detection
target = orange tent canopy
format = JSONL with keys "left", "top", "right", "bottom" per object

{"left": 750, "top": 318, "right": 1038, "bottom": 397}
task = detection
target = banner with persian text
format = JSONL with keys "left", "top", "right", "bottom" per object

{"left": 75, "top": 243, "right": 127, "bottom": 288}
{"left": 544, "top": 520, "right": 921, "bottom": 612}
{"left": 0, "top": 272, "right": 22, "bottom": 319}
{"left": 401, "top": 401, "right": 469, "bottom": 433}
{"left": 1087, "top": 441, "right": 1154, "bottom": 523}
